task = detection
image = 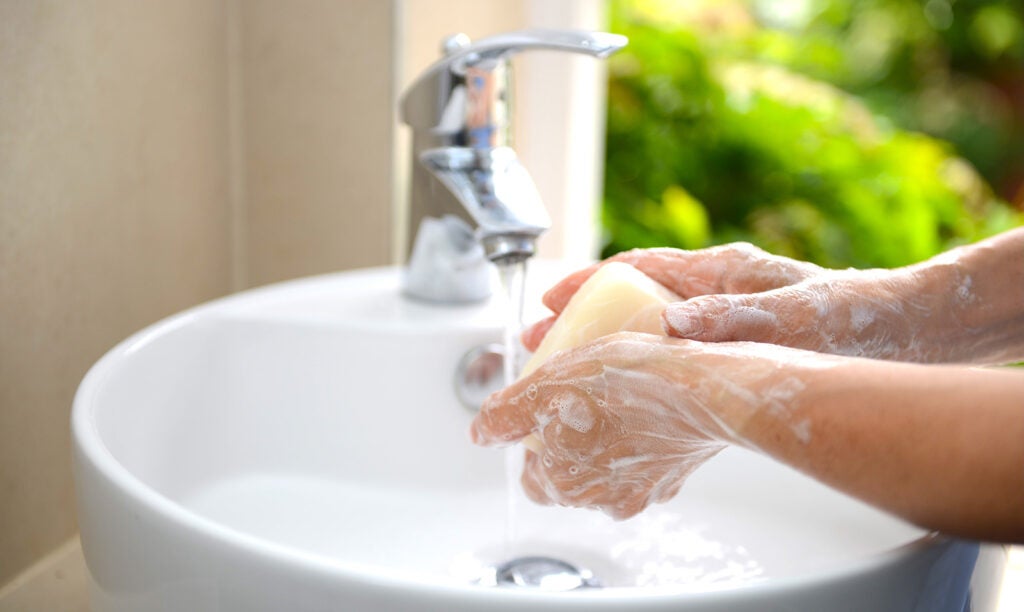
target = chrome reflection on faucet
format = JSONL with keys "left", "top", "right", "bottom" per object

{"left": 400, "top": 29, "right": 628, "bottom": 302}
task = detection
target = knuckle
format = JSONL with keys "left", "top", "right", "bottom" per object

{"left": 723, "top": 241, "right": 763, "bottom": 258}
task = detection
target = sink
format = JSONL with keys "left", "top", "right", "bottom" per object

{"left": 72, "top": 263, "right": 1007, "bottom": 611}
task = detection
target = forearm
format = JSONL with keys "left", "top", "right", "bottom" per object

{"left": 735, "top": 359, "right": 1024, "bottom": 542}
{"left": 913, "top": 227, "right": 1024, "bottom": 364}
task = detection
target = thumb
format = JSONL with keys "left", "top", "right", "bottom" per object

{"left": 469, "top": 383, "right": 538, "bottom": 447}
{"left": 662, "top": 294, "right": 783, "bottom": 343}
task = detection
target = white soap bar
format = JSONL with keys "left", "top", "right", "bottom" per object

{"left": 520, "top": 261, "right": 681, "bottom": 377}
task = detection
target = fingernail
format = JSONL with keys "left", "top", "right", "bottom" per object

{"left": 662, "top": 303, "right": 700, "bottom": 337}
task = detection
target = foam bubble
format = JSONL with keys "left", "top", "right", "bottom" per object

{"left": 554, "top": 393, "right": 596, "bottom": 433}
{"left": 849, "top": 305, "right": 875, "bottom": 333}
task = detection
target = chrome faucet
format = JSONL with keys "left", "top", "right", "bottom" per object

{"left": 399, "top": 29, "right": 627, "bottom": 302}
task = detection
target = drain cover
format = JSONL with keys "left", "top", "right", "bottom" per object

{"left": 493, "top": 556, "right": 601, "bottom": 591}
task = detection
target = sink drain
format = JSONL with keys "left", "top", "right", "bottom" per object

{"left": 492, "top": 556, "right": 601, "bottom": 591}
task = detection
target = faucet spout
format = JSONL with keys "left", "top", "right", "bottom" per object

{"left": 419, "top": 147, "right": 549, "bottom": 263}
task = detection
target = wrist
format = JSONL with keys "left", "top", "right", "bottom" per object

{"left": 913, "top": 233, "right": 1024, "bottom": 364}
{"left": 697, "top": 344, "right": 844, "bottom": 450}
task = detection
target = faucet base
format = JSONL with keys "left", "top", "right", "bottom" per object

{"left": 403, "top": 215, "right": 492, "bottom": 303}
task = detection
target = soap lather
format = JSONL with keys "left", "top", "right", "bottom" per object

{"left": 519, "top": 262, "right": 681, "bottom": 452}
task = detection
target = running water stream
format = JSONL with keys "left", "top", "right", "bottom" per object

{"left": 495, "top": 258, "right": 528, "bottom": 551}
{"left": 491, "top": 258, "right": 603, "bottom": 590}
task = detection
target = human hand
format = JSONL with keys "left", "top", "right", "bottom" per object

{"left": 662, "top": 261, "right": 977, "bottom": 363}
{"left": 471, "top": 332, "right": 823, "bottom": 519}
{"left": 522, "top": 243, "right": 822, "bottom": 352}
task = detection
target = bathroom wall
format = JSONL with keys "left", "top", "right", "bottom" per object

{"left": 0, "top": 0, "right": 398, "bottom": 589}
{"left": 0, "top": 0, "right": 234, "bottom": 586}
{"left": 0, "top": 0, "right": 600, "bottom": 595}
{"left": 236, "top": 1, "right": 396, "bottom": 287}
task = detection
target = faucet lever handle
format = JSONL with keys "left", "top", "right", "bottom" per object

{"left": 400, "top": 29, "right": 627, "bottom": 139}
{"left": 443, "top": 29, "right": 628, "bottom": 74}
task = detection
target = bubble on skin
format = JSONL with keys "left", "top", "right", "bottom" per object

{"left": 552, "top": 392, "right": 596, "bottom": 433}
{"left": 791, "top": 418, "right": 812, "bottom": 444}
{"left": 568, "top": 465, "right": 580, "bottom": 475}
{"left": 526, "top": 384, "right": 539, "bottom": 401}
{"left": 763, "top": 376, "right": 806, "bottom": 418}
{"left": 542, "top": 454, "right": 554, "bottom": 468}
{"left": 955, "top": 274, "right": 976, "bottom": 305}
{"left": 849, "top": 305, "right": 875, "bottom": 333}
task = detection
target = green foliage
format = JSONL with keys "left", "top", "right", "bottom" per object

{"left": 603, "top": 0, "right": 1023, "bottom": 268}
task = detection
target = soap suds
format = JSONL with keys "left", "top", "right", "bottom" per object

{"left": 849, "top": 305, "right": 875, "bottom": 333}
{"left": 791, "top": 418, "right": 812, "bottom": 444}
{"left": 551, "top": 392, "right": 596, "bottom": 433}
{"left": 726, "top": 306, "right": 780, "bottom": 332}
{"left": 955, "top": 274, "right": 976, "bottom": 305}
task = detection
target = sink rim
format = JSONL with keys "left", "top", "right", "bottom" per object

{"left": 71, "top": 266, "right": 943, "bottom": 604}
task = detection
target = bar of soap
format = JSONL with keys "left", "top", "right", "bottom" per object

{"left": 520, "top": 261, "right": 681, "bottom": 377}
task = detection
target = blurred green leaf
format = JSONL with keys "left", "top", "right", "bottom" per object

{"left": 602, "top": 0, "right": 1023, "bottom": 268}
{"left": 662, "top": 185, "right": 712, "bottom": 248}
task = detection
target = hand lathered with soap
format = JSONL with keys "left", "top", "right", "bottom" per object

{"left": 470, "top": 228, "right": 1024, "bottom": 543}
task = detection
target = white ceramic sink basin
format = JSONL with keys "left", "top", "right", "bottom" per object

{"left": 73, "top": 263, "right": 1006, "bottom": 611}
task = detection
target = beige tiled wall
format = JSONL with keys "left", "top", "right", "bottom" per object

{"left": 0, "top": 0, "right": 398, "bottom": 588}
{"left": 238, "top": 0, "right": 396, "bottom": 287}
{"left": 0, "top": 0, "right": 233, "bottom": 586}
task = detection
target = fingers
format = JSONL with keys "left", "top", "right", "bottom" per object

{"left": 630, "top": 246, "right": 821, "bottom": 295}
{"left": 520, "top": 452, "right": 645, "bottom": 519}
{"left": 543, "top": 244, "right": 819, "bottom": 314}
{"left": 521, "top": 451, "right": 666, "bottom": 520}
{"left": 540, "top": 264, "right": 601, "bottom": 314}
{"left": 527, "top": 244, "right": 820, "bottom": 354}
{"left": 520, "top": 451, "right": 555, "bottom": 506}
{"left": 521, "top": 315, "right": 556, "bottom": 353}
{"left": 469, "top": 381, "right": 539, "bottom": 447}
{"left": 662, "top": 294, "right": 784, "bottom": 344}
